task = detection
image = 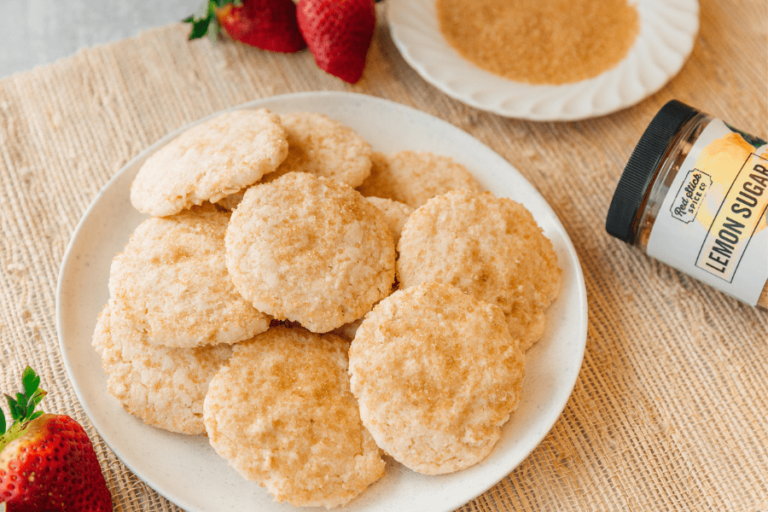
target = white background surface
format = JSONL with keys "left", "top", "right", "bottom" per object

{"left": 0, "top": 0, "right": 199, "bottom": 78}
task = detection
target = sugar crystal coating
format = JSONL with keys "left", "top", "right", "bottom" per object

{"left": 397, "top": 190, "right": 561, "bottom": 351}
{"left": 225, "top": 173, "right": 396, "bottom": 333}
{"left": 358, "top": 151, "right": 481, "bottom": 208}
{"left": 349, "top": 283, "right": 525, "bottom": 474}
{"left": 131, "top": 109, "right": 288, "bottom": 216}
{"left": 263, "top": 112, "right": 373, "bottom": 187}
{"left": 109, "top": 204, "right": 270, "bottom": 348}
{"left": 204, "top": 326, "right": 385, "bottom": 508}
{"left": 92, "top": 301, "right": 232, "bottom": 435}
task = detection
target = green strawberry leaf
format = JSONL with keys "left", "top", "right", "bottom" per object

{"left": 23, "top": 390, "right": 46, "bottom": 423}
{"left": 186, "top": 14, "right": 213, "bottom": 40}
{"left": 208, "top": 18, "right": 221, "bottom": 44}
{"left": 184, "top": 0, "right": 214, "bottom": 40}
{"left": 17, "top": 393, "right": 31, "bottom": 422}
{"left": 0, "top": 368, "right": 47, "bottom": 451}
{"left": 30, "top": 389, "right": 45, "bottom": 409}
{"left": 184, "top": 0, "right": 243, "bottom": 41}
{"left": 5, "top": 395, "right": 19, "bottom": 421}
{"left": 15, "top": 393, "right": 26, "bottom": 417}
{"left": 22, "top": 367, "right": 39, "bottom": 398}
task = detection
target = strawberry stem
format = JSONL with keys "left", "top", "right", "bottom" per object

{"left": 184, "top": 0, "right": 242, "bottom": 41}
{"left": 0, "top": 366, "right": 46, "bottom": 452}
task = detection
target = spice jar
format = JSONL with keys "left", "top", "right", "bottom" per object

{"left": 606, "top": 100, "right": 768, "bottom": 308}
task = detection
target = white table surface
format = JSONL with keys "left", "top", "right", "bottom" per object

{"left": 0, "top": 0, "right": 200, "bottom": 79}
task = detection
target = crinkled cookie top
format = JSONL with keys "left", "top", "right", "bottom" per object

{"left": 203, "top": 326, "right": 384, "bottom": 508}
{"left": 109, "top": 203, "right": 270, "bottom": 348}
{"left": 225, "top": 173, "right": 395, "bottom": 333}
{"left": 349, "top": 282, "right": 525, "bottom": 474}
{"left": 397, "top": 190, "right": 561, "bottom": 351}
{"left": 131, "top": 109, "right": 288, "bottom": 216}
{"left": 92, "top": 301, "right": 232, "bottom": 435}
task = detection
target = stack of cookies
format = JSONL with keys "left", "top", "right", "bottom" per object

{"left": 92, "top": 108, "right": 561, "bottom": 508}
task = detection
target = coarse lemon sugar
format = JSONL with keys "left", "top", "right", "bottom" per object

{"left": 437, "top": 0, "right": 639, "bottom": 85}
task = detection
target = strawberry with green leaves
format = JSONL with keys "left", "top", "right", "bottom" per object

{"left": 0, "top": 367, "right": 112, "bottom": 511}
{"left": 185, "top": 0, "right": 306, "bottom": 53}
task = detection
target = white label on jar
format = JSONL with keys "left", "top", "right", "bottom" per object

{"left": 647, "top": 119, "right": 768, "bottom": 305}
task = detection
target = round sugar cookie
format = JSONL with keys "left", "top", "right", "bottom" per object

{"left": 397, "top": 190, "right": 561, "bottom": 351}
{"left": 203, "top": 326, "right": 385, "bottom": 508}
{"left": 357, "top": 151, "right": 481, "bottom": 208}
{"left": 225, "top": 173, "right": 395, "bottom": 333}
{"left": 262, "top": 112, "right": 373, "bottom": 187}
{"left": 365, "top": 197, "right": 414, "bottom": 247}
{"left": 109, "top": 204, "right": 270, "bottom": 348}
{"left": 349, "top": 283, "right": 525, "bottom": 474}
{"left": 131, "top": 109, "right": 288, "bottom": 216}
{"left": 92, "top": 301, "right": 233, "bottom": 435}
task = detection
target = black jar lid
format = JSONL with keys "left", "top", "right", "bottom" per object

{"left": 605, "top": 100, "right": 699, "bottom": 243}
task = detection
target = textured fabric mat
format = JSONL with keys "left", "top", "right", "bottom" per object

{"left": 1, "top": 0, "right": 767, "bottom": 510}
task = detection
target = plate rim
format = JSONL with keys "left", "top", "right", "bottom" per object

{"left": 56, "top": 90, "right": 588, "bottom": 511}
{"left": 387, "top": 0, "right": 700, "bottom": 121}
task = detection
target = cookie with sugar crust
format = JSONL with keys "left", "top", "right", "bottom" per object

{"left": 261, "top": 112, "right": 373, "bottom": 187}
{"left": 396, "top": 189, "right": 561, "bottom": 351}
{"left": 92, "top": 300, "right": 233, "bottom": 435}
{"left": 203, "top": 326, "right": 385, "bottom": 508}
{"left": 348, "top": 283, "right": 525, "bottom": 474}
{"left": 130, "top": 109, "right": 288, "bottom": 217}
{"left": 365, "top": 196, "right": 414, "bottom": 247}
{"left": 109, "top": 203, "right": 270, "bottom": 348}
{"left": 225, "top": 172, "right": 395, "bottom": 333}
{"left": 357, "top": 150, "right": 481, "bottom": 209}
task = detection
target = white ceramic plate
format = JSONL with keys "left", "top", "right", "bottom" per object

{"left": 388, "top": 0, "right": 699, "bottom": 121}
{"left": 57, "top": 92, "right": 587, "bottom": 512}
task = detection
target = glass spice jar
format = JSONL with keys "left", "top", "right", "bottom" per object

{"left": 606, "top": 100, "right": 768, "bottom": 308}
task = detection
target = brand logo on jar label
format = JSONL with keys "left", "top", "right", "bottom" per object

{"left": 670, "top": 169, "right": 712, "bottom": 224}
{"left": 696, "top": 154, "right": 768, "bottom": 282}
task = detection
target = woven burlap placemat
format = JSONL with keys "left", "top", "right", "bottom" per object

{"left": 1, "top": 1, "right": 766, "bottom": 510}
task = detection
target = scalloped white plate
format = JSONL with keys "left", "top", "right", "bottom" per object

{"left": 389, "top": 0, "right": 699, "bottom": 121}
{"left": 57, "top": 92, "right": 587, "bottom": 512}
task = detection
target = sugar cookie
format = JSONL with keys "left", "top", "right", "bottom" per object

{"left": 131, "top": 109, "right": 288, "bottom": 216}
{"left": 365, "top": 196, "right": 413, "bottom": 247}
{"left": 225, "top": 173, "right": 395, "bottom": 333}
{"left": 397, "top": 190, "right": 560, "bottom": 351}
{"left": 263, "top": 112, "right": 372, "bottom": 187}
{"left": 349, "top": 283, "right": 524, "bottom": 474}
{"left": 92, "top": 301, "right": 232, "bottom": 435}
{"left": 109, "top": 204, "right": 270, "bottom": 348}
{"left": 204, "top": 326, "right": 384, "bottom": 507}
{"left": 357, "top": 151, "right": 481, "bottom": 208}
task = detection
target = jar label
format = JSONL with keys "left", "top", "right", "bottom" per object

{"left": 647, "top": 119, "right": 768, "bottom": 305}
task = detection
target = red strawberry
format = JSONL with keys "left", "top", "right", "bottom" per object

{"left": 297, "top": 0, "right": 377, "bottom": 83}
{"left": 0, "top": 367, "right": 112, "bottom": 511}
{"left": 185, "top": 0, "right": 306, "bottom": 53}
